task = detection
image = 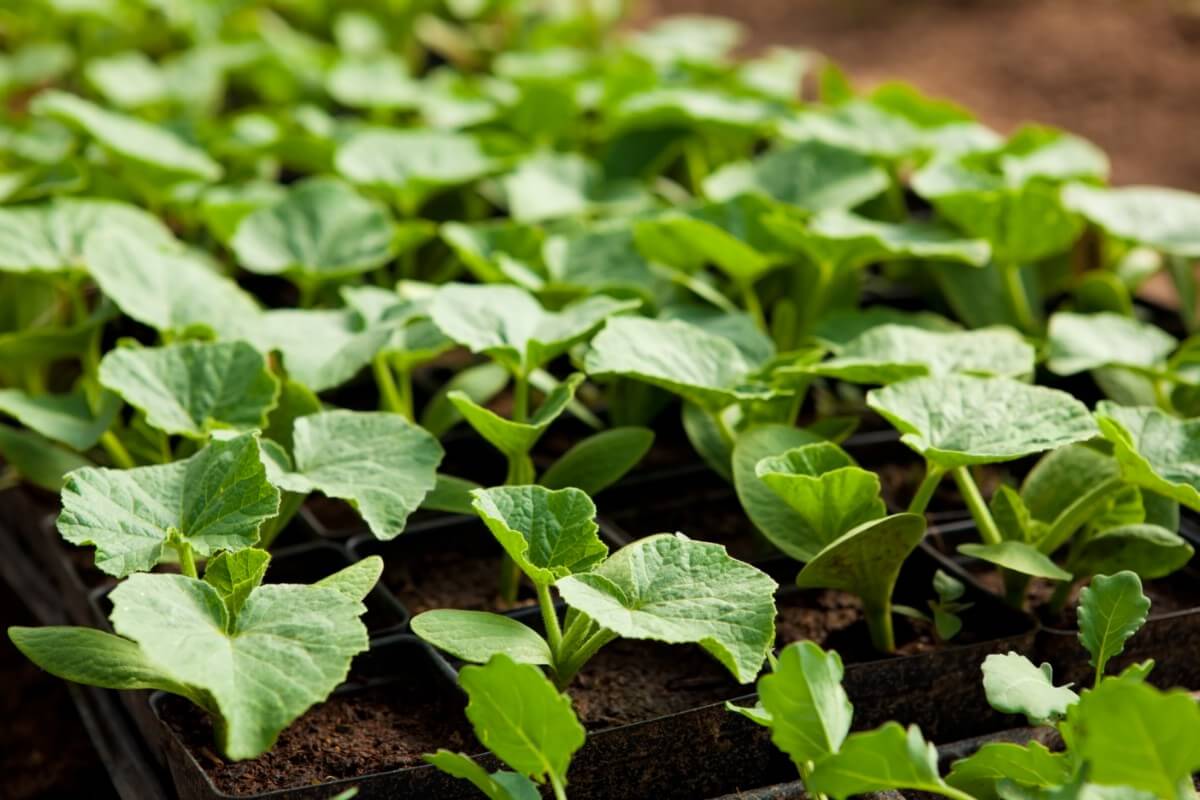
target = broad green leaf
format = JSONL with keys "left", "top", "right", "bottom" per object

{"left": 613, "top": 88, "right": 776, "bottom": 136}
{"left": 99, "top": 341, "right": 279, "bottom": 439}
{"left": 732, "top": 424, "right": 825, "bottom": 556}
{"left": 251, "top": 309, "right": 392, "bottom": 393}
{"left": 231, "top": 177, "right": 395, "bottom": 280}
{"left": 33, "top": 90, "right": 221, "bottom": 182}
{"left": 999, "top": 126, "right": 1109, "bottom": 185}
{"left": 459, "top": 654, "right": 585, "bottom": 788}
{"left": 628, "top": 15, "right": 743, "bottom": 66}
{"left": 539, "top": 427, "right": 653, "bottom": 495}
{"left": 421, "top": 362, "right": 510, "bottom": 439}
{"left": 424, "top": 751, "right": 540, "bottom": 800}
{"left": 109, "top": 571, "right": 369, "bottom": 760}
{"left": 867, "top": 375, "right": 1098, "bottom": 469}
{"left": 430, "top": 283, "right": 638, "bottom": 374}
{"left": 0, "top": 387, "right": 119, "bottom": 450}
{"left": 946, "top": 741, "right": 1073, "bottom": 800}
{"left": 501, "top": 152, "right": 651, "bottom": 223}
{"left": 449, "top": 373, "right": 582, "bottom": 459}
{"left": 0, "top": 423, "right": 93, "bottom": 491}
{"left": 441, "top": 220, "right": 545, "bottom": 284}
{"left": 795, "top": 514, "right": 926, "bottom": 626}
{"left": 585, "top": 316, "right": 771, "bottom": 410}
{"left": 1066, "top": 678, "right": 1200, "bottom": 798}
{"left": 981, "top": 653, "right": 1078, "bottom": 725}
{"left": 200, "top": 182, "right": 287, "bottom": 243}
{"left": 85, "top": 51, "right": 168, "bottom": 108}
{"left": 542, "top": 221, "right": 659, "bottom": 296}
{"left": 326, "top": 55, "right": 421, "bottom": 110}
{"left": 991, "top": 485, "right": 1037, "bottom": 543}
{"left": 411, "top": 610, "right": 552, "bottom": 666}
{"left": 556, "top": 534, "right": 777, "bottom": 683}
{"left": 204, "top": 549, "right": 271, "bottom": 618}
{"left": 806, "top": 723, "right": 949, "bottom": 798}
{"left": 779, "top": 100, "right": 924, "bottom": 159}
{"left": 471, "top": 486, "right": 608, "bottom": 586}
{"left": 756, "top": 641, "right": 852, "bottom": 769}
{"left": 756, "top": 443, "right": 886, "bottom": 561}
{"left": 0, "top": 197, "right": 175, "bottom": 274}
{"left": 704, "top": 140, "right": 890, "bottom": 212}
{"left": 341, "top": 286, "right": 450, "bottom": 369}
{"left": 1077, "top": 571, "right": 1151, "bottom": 680}
{"left": 273, "top": 411, "right": 442, "bottom": 541}
{"left": 58, "top": 433, "right": 281, "bottom": 577}
{"left": 1095, "top": 403, "right": 1200, "bottom": 510}
{"left": 1070, "top": 524, "right": 1194, "bottom": 581}
{"left": 86, "top": 230, "right": 260, "bottom": 340}
{"left": 1021, "top": 444, "right": 1120, "bottom": 525}
{"left": 959, "top": 542, "right": 1072, "bottom": 581}
{"left": 1046, "top": 312, "right": 1177, "bottom": 376}
{"left": 811, "top": 307, "right": 961, "bottom": 349}
{"left": 804, "top": 325, "right": 1034, "bottom": 384}
{"left": 315, "top": 556, "right": 385, "bottom": 604}
{"left": 1063, "top": 184, "right": 1200, "bottom": 257}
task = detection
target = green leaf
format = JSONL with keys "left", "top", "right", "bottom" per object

{"left": 805, "top": 325, "right": 1034, "bottom": 384}
{"left": 421, "top": 361, "right": 510, "bottom": 439}
{"left": 501, "top": 151, "right": 651, "bottom": 223}
{"left": 86, "top": 229, "right": 260, "bottom": 340}
{"left": 273, "top": 410, "right": 443, "bottom": 541}
{"left": 556, "top": 534, "right": 777, "bottom": 683}
{"left": 1095, "top": 403, "right": 1200, "bottom": 510}
{"left": 613, "top": 88, "right": 776, "bottom": 136}
{"left": 0, "top": 197, "right": 176, "bottom": 274}
{"left": 250, "top": 308, "right": 392, "bottom": 393}
{"left": 33, "top": 90, "right": 221, "bottom": 182}
{"left": 471, "top": 486, "right": 608, "bottom": 586}
{"left": 946, "top": 740, "right": 1073, "bottom": 800}
{"left": 315, "top": 556, "right": 384, "bottom": 604}
{"left": 981, "top": 652, "right": 1078, "bottom": 725}
{"left": 811, "top": 308, "right": 961, "bottom": 349}
{"left": 959, "top": 542, "right": 1072, "bottom": 581}
{"left": 441, "top": 220, "right": 545, "bottom": 285}
{"left": 1063, "top": 184, "right": 1200, "bottom": 257}
{"left": 449, "top": 373, "right": 583, "bottom": 459}
{"left": 231, "top": 177, "right": 396, "bottom": 281}
{"left": 99, "top": 341, "right": 280, "bottom": 439}
{"left": 58, "top": 433, "right": 281, "bottom": 577}
{"left": 411, "top": 610, "right": 552, "bottom": 666}
{"left": 430, "top": 283, "right": 637, "bottom": 374}
{"left": 458, "top": 654, "right": 585, "bottom": 788}
{"left": 732, "top": 424, "right": 825, "bottom": 557}
{"left": 1070, "top": 524, "right": 1194, "bottom": 581}
{"left": 422, "top": 474, "right": 483, "bottom": 515}
{"left": 108, "top": 570, "right": 370, "bottom": 760}
{"left": 204, "top": 549, "right": 271, "bottom": 618}
{"left": 1077, "top": 571, "right": 1151, "bottom": 680}
{"left": 991, "top": 485, "right": 1037, "bottom": 543}
{"left": 867, "top": 375, "right": 1098, "bottom": 469}
{"left": 326, "top": 55, "right": 421, "bottom": 110}
{"left": 0, "top": 387, "right": 119, "bottom": 451}
{"left": 704, "top": 140, "right": 890, "bottom": 212}
{"left": 539, "top": 427, "right": 653, "bottom": 496}
{"left": 755, "top": 443, "right": 886, "bottom": 561}
{"left": 424, "top": 751, "right": 540, "bottom": 800}
{"left": 1021, "top": 444, "right": 1120, "bottom": 525}
{"left": 341, "top": 286, "right": 449, "bottom": 369}
{"left": 756, "top": 641, "right": 852, "bottom": 769}
{"left": 1066, "top": 678, "right": 1200, "bottom": 798}
{"left": 585, "top": 316, "right": 771, "bottom": 410}
{"left": 1046, "top": 312, "right": 1177, "bottom": 376}
{"left": 0, "top": 423, "right": 93, "bottom": 491}
{"left": 542, "top": 221, "right": 658, "bottom": 295}
{"left": 806, "top": 723, "right": 949, "bottom": 798}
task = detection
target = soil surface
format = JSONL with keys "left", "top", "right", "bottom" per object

{"left": 774, "top": 587, "right": 938, "bottom": 657}
{"left": 380, "top": 541, "right": 539, "bottom": 614}
{"left": 0, "top": 580, "right": 119, "bottom": 800}
{"left": 163, "top": 681, "right": 474, "bottom": 796}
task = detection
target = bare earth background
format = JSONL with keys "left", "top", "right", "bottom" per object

{"left": 6, "top": 1, "right": 1198, "bottom": 796}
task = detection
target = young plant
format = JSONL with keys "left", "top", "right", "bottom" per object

{"left": 412, "top": 485, "right": 777, "bottom": 689}
{"left": 9, "top": 551, "right": 383, "bottom": 761}
{"left": 739, "top": 437, "right": 926, "bottom": 653}
{"left": 426, "top": 654, "right": 585, "bottom": 800}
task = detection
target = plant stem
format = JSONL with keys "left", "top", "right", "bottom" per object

{"left": 1037, "top": 476, "right": 1123, "bottom": 556}
{"left": 175, "top": 541, "right": 198, "bottom": 579}
{"left": 512, "top": 372, "right": 530, "bottom": 423}
{"left": 952, "top": 467, "right": 1003, "bottom": 546}
{"left": 1001, "top": 262, "right": 1039, "bottom": 334}
{"left": 740, "top": 278, "right": 766, "bottom": 331}
{"left": 801, "top": 261, "right": 833, "bottom": 335}
{"left": 394, "top": 361, "right": 414, "bottom": 420}
{"left": 537, "top": 583, "right": 564, "bottom": 660}
{"left": 863, "top": 597, "right": 895, "bottom": 654}
{"left": 549, "top": 773, "right": 568, "bottom": 800}
{"left": 908, "top": 464, "right": 946, "bottom": 515}
{"left": 1046, "top": 579, "right": 1075, "bottom": 618}
{"left": 99, "top": 431, "right": 136, "bottom": 470}
{"left": 372, "top": 354, "right": 407, "bottom": 417}
{"left": 554, "top": 628, "right": 617, "bottom": 689}
{"left": 505, "top": 454, "right": 536, "bottom": 486}
{"left": 498, "top": 556, "right": 522, "bottom": 606}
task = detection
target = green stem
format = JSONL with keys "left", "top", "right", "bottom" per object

{"left": 863, "top": 597, "right": 895, "bottom": 654}
{"left": 373, "top": 354, "right": 406, "bottom": 416}
{"left": 99, "top": 431, "right": 135, "bottom": 470}
{"left": 1047, "top": 579, "right": 1075, "bottom": 618}
{"left": 549, "top": 773, "right": 568, "bottom": 800}
{"left": 1001, "top": 262, "right": 1039, "bottom": 334}
{"left": 537, "top": 583, "right": 563, "bottom": 661}
{"left": 800, "top": 261, "right": 833, "bottom": 335}
{"left": 498, "top": 556, "right": 522, "bottom": 606}
{"left": 739, "top": 278, "right": 766, "bottom": 332}
{"left": 1003, "top": 571, "right": 1031, "bottom": 610}
{"left": 555, "top": 628, "right": 617, "bottom": 689}
{"left": 394, "top": 361, "right": 414, "bottom": 421}
{"left": 505, "top": 453, "right": 536, "bottom": 486}
{"left": 175, "top": 541, "right": 198, "bottom": 579}
{"left": 683, "top": 137, "right": 709, "bottom": 194}
{"left": 797, "top": 763, "right": 828, "bottom": 800}
{"left": 1037, "top": 476, "right": 1123, "bottom": 556}
{"left": 512, "top": 372, "right": 530, "bottom": 424}
{"left": 952, "top": 467, "right": 1003, "bottom": 546}
{"left": 908, "top": 464, "right": 946, "bottom": 515}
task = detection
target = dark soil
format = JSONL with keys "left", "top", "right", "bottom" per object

{"left": 381, "top": 544, "right": 539, "bottom": 614}
{"left": 161, "top": 681, "right": 475, "bottom": 796}
{"left": 0, "top": 580, "right": 119, "bottom": 800}
{"left": 774, "top": 588, "right": 937, "bottom": 657}
{"left": 568, "top": 639, "right": 748, "bottom": 729}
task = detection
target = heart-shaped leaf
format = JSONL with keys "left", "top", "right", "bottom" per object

{"left": 250, "top": 308, "right": 392, "bottom": 393}
{"left": 1063, "top": 184, "right": 1200, "bottom": 257}
{"left": 556, "top": 534, "right": 777, "bottom": 683}
{"left": 1047, "top": 312, "right": 1178, "bottom": 376}
{"left": 57, "top": 433, "right": 281, "bottom": 577}
{"left": 981, "top": 652, "right": 1078, "bottom": 725}
{"left": 1095, "top": 403, "right": 1200, "bottom": 510}
{"left": 867, "top": 375, "right": 1098, "bottom": 469}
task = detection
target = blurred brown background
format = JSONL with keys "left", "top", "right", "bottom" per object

{"left": 641, "top": 0, "right": 1200, "bottom": 190}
